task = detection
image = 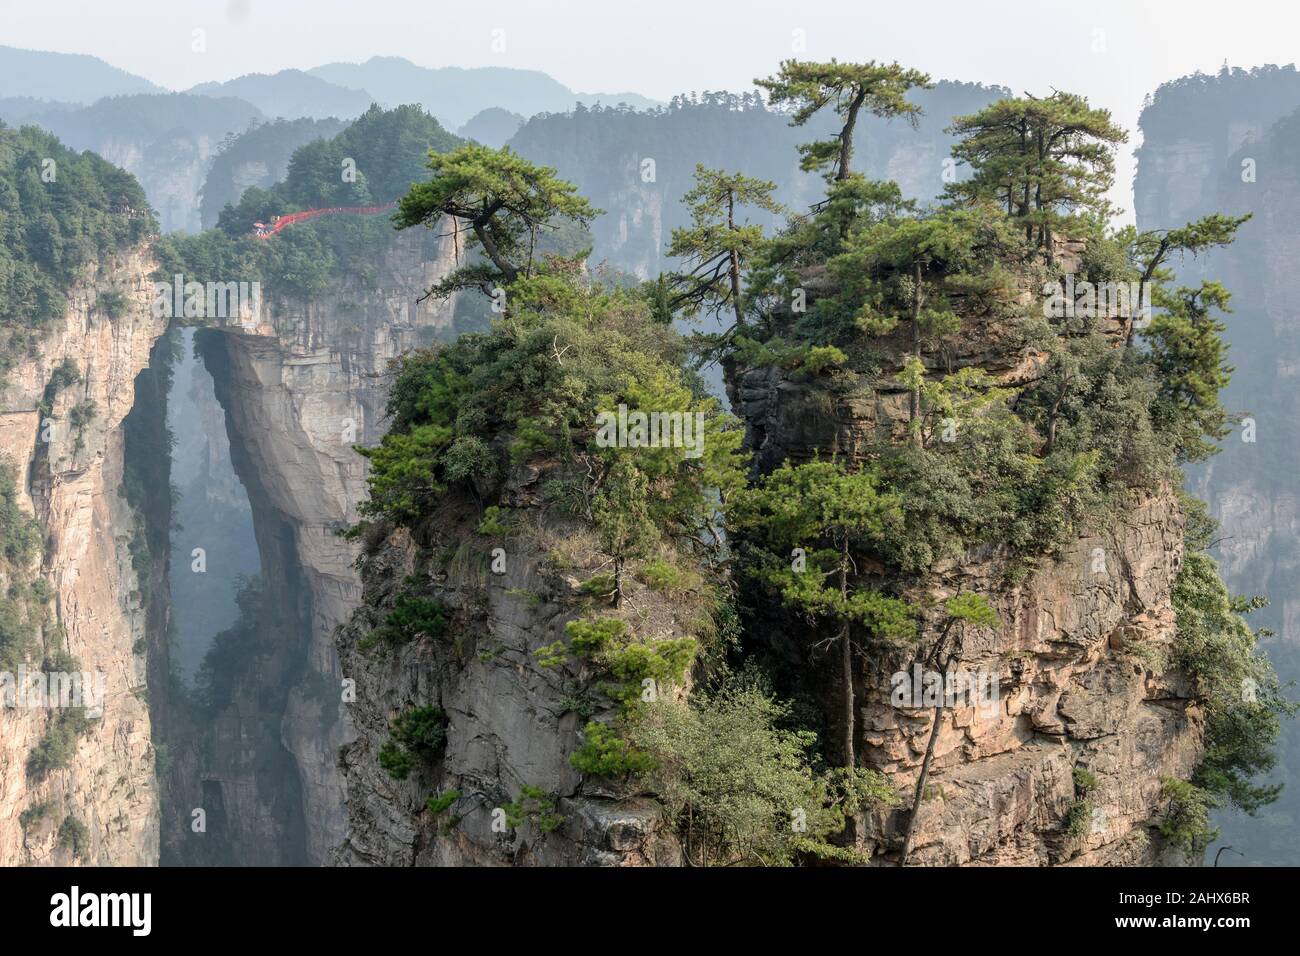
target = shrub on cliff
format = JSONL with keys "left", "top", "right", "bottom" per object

{"left": 379, "top": 706, "right": 449, "bottom": 781}
{"left": 628, "top": 683, "right": 895, "bottom": 866}
{"left": 26, "top": 709, "right": 97, "bottom": 780}
{"left": 57, "top": 813, "right": 90, "bottom": 860}
{"left": 1172, "top": 545, "right": 1295, "bottom": 815}
{"left": 0, "top": 460, "right": 39, "bottom": 567}
{"left": 362, "top": 593, "right": 450, "bottom": 651}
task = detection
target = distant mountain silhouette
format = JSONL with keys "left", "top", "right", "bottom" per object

{"left": 187, "top": 70, "right": 374, "bottom": 121}
{"left": 308, "top": 56, "right": 660, "bottom": 128}
{"left": 0, "top": 44, "right": 161, "bottom": 103}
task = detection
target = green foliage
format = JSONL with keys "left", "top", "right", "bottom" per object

{"left": 1017, "top": 332, "right": 1171, "bottom": 490}
{"left": 602, "top": 637, "right": 699, "bottom": 709}
{"left": 1122, "top": 213, "right": 1251, "bottom": 289}
{"left": 945, "top": 92, "right": 1127, "bottom": 251}
{"left": 58, "top": 813, "right": 90, "bottom": 859}
{"left": 19, "top": 800, "right": 54, "bottom": 831}
{"left": 591, "top": 458, "right": 657, "bottom": 599}
{"left": 43, "top": 640, "right": 77, "bottom": 675}
{"left": 0, "top": 459, "right": 40, "bottom": 569}
{"left": 756, "top": 59, "right": 933, "bottom": 183}
{"left": 338, "top": 61, "right": 1282, "bottom": 866}
{"left": 476, "top": 505, "right": 512, "bottom": 536}
{"left": 729, "top": 458, "right": 915, "bottom": 643}
{"left": 29, "top": 578, "right": 53, "bottom": 604}
{"left": 630, "top": 683, "right": 896, "bottom": 865}
{"left": 576, "top": 572, "right": 616, "bottom": 599}
{"left": 69, "top": 399, "right": 96, "bottom": 433}
{"left": 569, "top": 720, "right": 657, "bottom": 777}
{"left": 943, "top": 592, "right": 999, "bottom": 629}
{"left": 563, "top": 616, "right": 628, "bottom": 658}
{"left": 534, "top": 640, "right": 568, "bottom": 670}
{"left": 542, "top": 616, "right": 698, "bottom": 712}
{"left": 394, "top": 142, "right": 599, "bottom": 295}
{"left": 1073, "top": 767, "right": 1100, "bottom": 792}
{"left": 353, "top": 262, "right": 748, "bottom": 598}
{"left": 27, "top": 709, "right": 97, "bottom": 779}
{"left": 502, "top": 784, "right": 564, "bottom": 834}
{"left": 665, "top": 165, "right": 783, "bottom": 326}
{"left": 95, "top": 289, "right": 128, "bottom": 319}
{"left": 1142, "top": 280, "right": 1235, "bottom": 462}
{"left": 391, "top": 705, "right": 449, "bottom": 754}
{"left": 638, "top": 558, "right": 694, "bottom": 593}
{"left": 1063, "top": 798, "right": 1095, "bottom": 839}
{"left": 39, "top": 358, "right": 81, "bottom": 416}
{"left": 1157, "top": 778, "right": 1219, "bottom": 863}
{"left": 1172, "top": 547, "right": 1295, "bottom": 813}
{"left": 812, "top": 203, "right": 1019, "bottom": 346}
{"left": 0, "top": 123, "right": 153, "bottom": 331}
{"left": 801, "top": 345, "right": 847, "bottom": 374}
{"left": 364, "top": 593, "right": 450, "bottom": 650}
{"left": 426, "top": 790, "right": 461, "bottom": 815}
{"left": 377, "top": 741, "right": 416, "bottom": 780}
{"left": 379, "top": 705, "right": 449, "bottom": 780}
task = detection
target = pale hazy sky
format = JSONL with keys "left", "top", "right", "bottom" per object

{"left": 3, "top": 0, "right": 1295, "bottom": 222}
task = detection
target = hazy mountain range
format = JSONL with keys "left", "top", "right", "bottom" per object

{"left": 0, "top": 45, "right": 661, "bottom": 130}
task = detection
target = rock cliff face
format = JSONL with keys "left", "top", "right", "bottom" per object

{"left": 332, "top": 488, "right": 683, "bottom": 867}
{"left": 0, "top": 248, "right": 166, "bottom": 865}
{"left": 725, "top": 258, "right": 1201, "bottom": 866}
{"left": 156, "top": 229, "right": 463, "bottom": 865}
{"left": 858, "top": 491, "right": 1194, "bottom": 865}
{"left": 1134, "top": 67, "right": 1300, "bottom": 864}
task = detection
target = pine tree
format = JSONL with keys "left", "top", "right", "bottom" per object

{"left": 946, "top": 92, "right": 1126, "bottom": 256}
{"left": 395, "top": 143, "right": 600, "bottom": 298}
{"left": 1142, "top": 280, "right": 1235, "bottom": 462}
{"left": 756, "top": 59, "right": 933, "bottom": 183}
{"left": 666, "top": 165, "right": 784, "bottom": 331}
{"left": 756, "top": 59, "right": 932, "bottom": 243}
{"left": 730, "top": 459, "right": 915, "bottom": 771}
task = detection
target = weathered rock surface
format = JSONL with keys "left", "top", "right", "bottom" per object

{"left": 0, "top": 248, "right": 166, "bottom": 865}
{"left": 859, "top": 491, "right": 1198, "bottom": 865}
{"left": 162, "top": 228, "right": 464, "bottom": 864}
{"left": 333, "top": 495, "right": 682, "bottom": 867}
{"left": 726, "top": 266, "right": 1202, "bottom": 866}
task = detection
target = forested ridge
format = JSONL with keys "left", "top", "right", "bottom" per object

{"left": 0, "top": 122, "right": 152, "bottom": 330}
{"left": 158, "top": 105, "right": 462, "bottom": 302}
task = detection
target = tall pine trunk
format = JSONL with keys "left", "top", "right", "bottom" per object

{"left": 839, "top": 537, "right": 855, "bottom": 769}
{"left": 727, "top": 193, "right": 745, "bottom": 330}
{"left": 898, "top": 705, "right": 942, "bottom": 866}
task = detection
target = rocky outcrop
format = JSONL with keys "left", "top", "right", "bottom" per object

{"left": 725, "top": 258, "right": 1201, "bottom": 866}
{"left": 333, "top": 489, "right": 683, "bottom": 867}
{"left": 159, "top": 228, "right": 463, "bottom": 865}
{"left": 0, "top": 248, "right": 167, "bottom": 865}
{"left": 859, "top": 491, "right": 1197, "bottom": 865}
